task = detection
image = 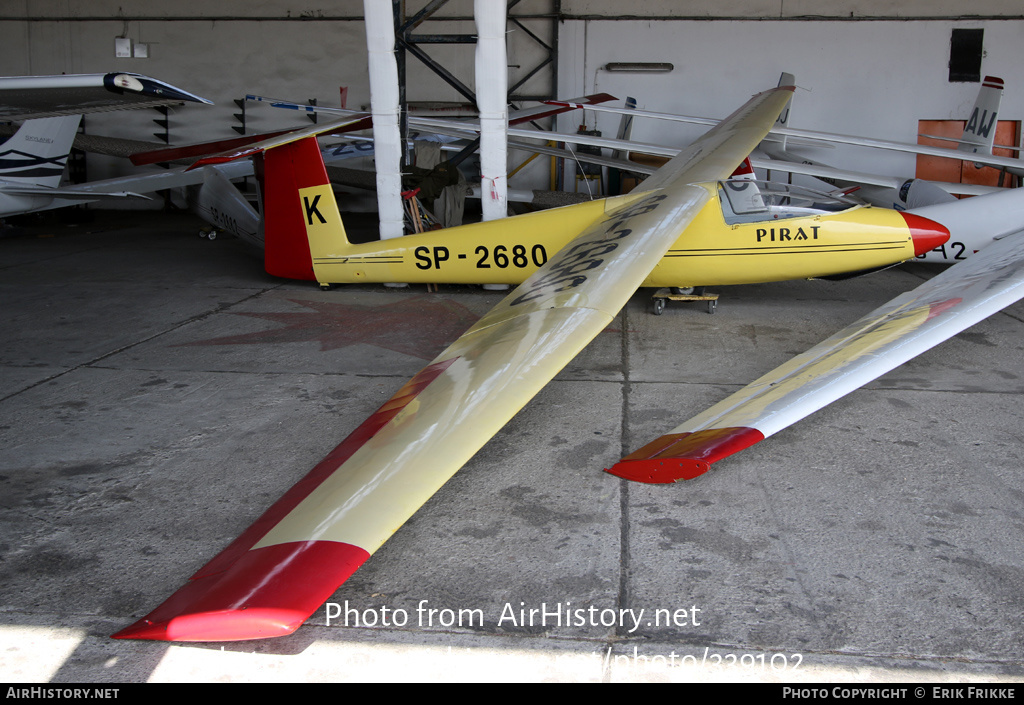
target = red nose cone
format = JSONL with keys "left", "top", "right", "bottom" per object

{"left": 900, "top": 212, "right": 951, "bottom": 257}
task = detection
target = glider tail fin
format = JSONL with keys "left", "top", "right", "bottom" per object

{"left": 0, "top": 115, "right": 81, "bottom": 188}
{"left": 959, "top": 76, "right": 1003, "bottom": 156}
{"left": 775, "top": 72, "right": 796, "bottom": 151}
{"left": 257, "top": 135, "right": 351, "bottom": 281}
{"left": 612, "top": 96, "right": 637, "bottom": 155}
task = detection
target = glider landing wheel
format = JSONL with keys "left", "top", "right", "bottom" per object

{"left": 653, "top": 298, "right": 666, "bottom": 315}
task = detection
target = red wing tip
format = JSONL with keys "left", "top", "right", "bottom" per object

{"left": 609, "top": 427, "right": 766, "bottom": 484}
{"left": 114, "top": 541, "right": 371, "bottom": 642}
{"left": 605, "top": 459, "right": 711, "bottom": 484}
{"left": 542, "top": 93, "right": 617, "bottom": 107}
{"left": 112, "top": 620, "right": 169, "bottom": 641}
{"left": 112, "top": 608, "right": 306, "bottom": 642}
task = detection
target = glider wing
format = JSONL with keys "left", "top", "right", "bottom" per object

{"left": 609, "top": 228, "right": 1024, "bottom": 483}
{"left": 0, "top": 72, "right": 210, "bottom": 120}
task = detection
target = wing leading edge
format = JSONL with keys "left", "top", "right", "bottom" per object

{"left": 113, "top": 85, "right": 794, "bottom": 642}
{"left": 608, "top": 228, "right": 1024, "bottom": 484}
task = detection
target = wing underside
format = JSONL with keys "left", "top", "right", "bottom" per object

{"left": 608, "top": 229, "right": 1024, "bottom": 483}
{"left": 113, "top": 85, "right": 795, "bottom": 641}
{"left": 0, "top": 73, "right": 210, "bottom": 120}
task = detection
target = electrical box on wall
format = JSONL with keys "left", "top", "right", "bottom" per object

{"left": 114, "top": 37, "right": 131, "bottom": 57}
{"left": 949, "top": 28, "right": 984, "bottom": 82}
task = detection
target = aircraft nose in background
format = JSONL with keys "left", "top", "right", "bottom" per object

{"left": 900, "top": 212, "right": 951, "bottom": 256}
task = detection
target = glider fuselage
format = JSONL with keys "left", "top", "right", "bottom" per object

{"left": 309, "top": 188, "right": 936, "bottom": 289}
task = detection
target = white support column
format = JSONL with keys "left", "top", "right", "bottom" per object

{"left": 474, "top": 0, "right": 508, "bottom": 222}
{"left": 363, "top": 0, "right": 404, "bottom": 240}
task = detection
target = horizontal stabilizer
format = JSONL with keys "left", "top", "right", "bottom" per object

{"left": 131, "top": 116, "right": 373, "bottom": 166}
{"left": 0, "top": 185, "right": 149, "bottom": 200}
{"left": 185, "top": 115, "right": 374, "bottom": 170}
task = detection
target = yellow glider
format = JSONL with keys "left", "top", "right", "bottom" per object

{"left": 113, "top": 84, "right": 947, "bottom": 642}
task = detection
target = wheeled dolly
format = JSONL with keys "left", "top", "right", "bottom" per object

{"left": 651, "top": 287, "right": 718, "bottom": 315}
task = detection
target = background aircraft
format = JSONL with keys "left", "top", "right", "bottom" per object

{"left": 0, "top": 115, "right": 148, "bottom": 215}
{"left": 114, "top": 94, "right": 618, "bottom": 249}
{"left": 759, "top": 73, "right": 1009, "bottom": 212}
{"left": 646, "top": 83, "right": 1024, "bottom": 187}
{"left": 0, "top": 73, "right": 211, "bottom": 218}
{"left": 545, "top": 78, "right": 1024, "bottom": 206}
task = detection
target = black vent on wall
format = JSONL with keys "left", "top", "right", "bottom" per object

{"left": 949, "top": 28, "right": 984, "bottom": 82}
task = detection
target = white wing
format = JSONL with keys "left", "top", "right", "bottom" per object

{"left": 0, "top": 73, "right": 210, "bottom": 120}
{"left": 549, "top": 99, "right": 1024, "bottom": 176}
{"left": 609, "top": 229, "right": 1024, "bottom": 483}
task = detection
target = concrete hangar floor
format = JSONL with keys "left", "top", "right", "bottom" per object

{"left": 1, "top": 209, "right": 1022, "bottom": 683}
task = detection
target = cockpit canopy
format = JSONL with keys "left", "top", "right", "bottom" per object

{"left": 719, "top": 179, "right": 862, "bottom": 224}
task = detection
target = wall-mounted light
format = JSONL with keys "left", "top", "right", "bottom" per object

{"left": 604, "top": 62, "right": 674, "bottom": 73}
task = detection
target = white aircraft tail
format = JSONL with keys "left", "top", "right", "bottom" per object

{"left": 187, "top": 166, "right": 262, "bottom": 248}
{"left": 959, "top": 76, "right": 1003, "bottom": 156}
{"left": 775, "top": 73, "right": 795, "bottom": 126}
{"left": 775, "top": 72, "right": 796, "bottom": 151}
{"left": 612, "top": 96, "right": 637, "bottom": 158}
{"left": 0, "top": 115, "right": 81, "bottom": 188}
